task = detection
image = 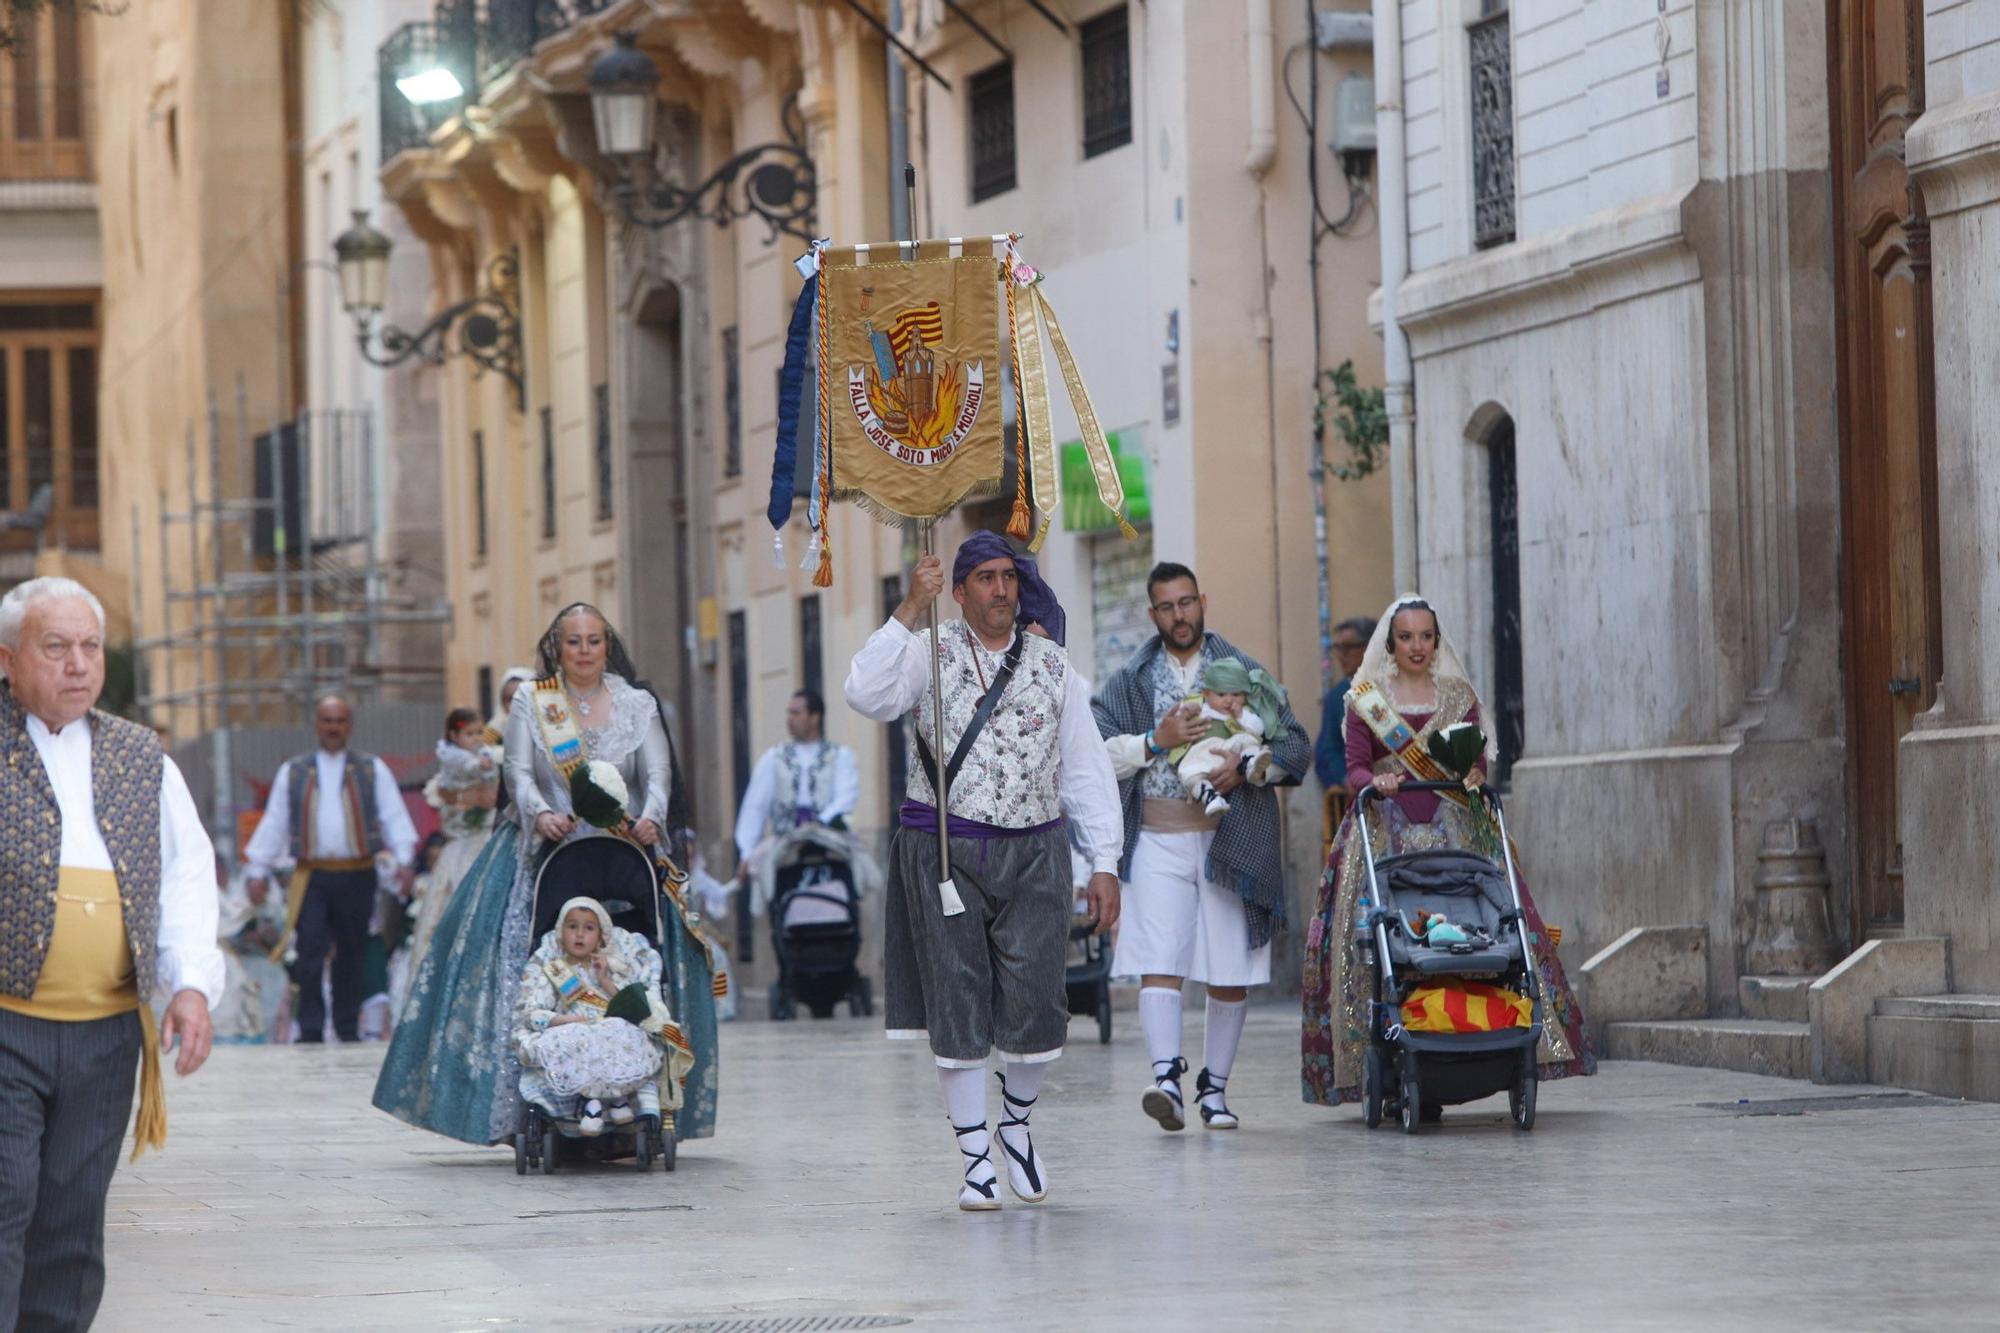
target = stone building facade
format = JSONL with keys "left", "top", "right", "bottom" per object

{"left": 1369, "top": 0, "right": 1999, "bottom": 1095}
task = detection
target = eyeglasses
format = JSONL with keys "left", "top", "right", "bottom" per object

{"left": 1150, "top": 595, "right": 1201, "bottom": 616}
{"left": 36, "top": 637, "right": 103, "bottom": 663}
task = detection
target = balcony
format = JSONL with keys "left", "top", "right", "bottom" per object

{"left": 379, "top": 1, "right": 618, "bottom": 167}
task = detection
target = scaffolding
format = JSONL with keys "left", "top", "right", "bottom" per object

{"left": 131, "top": 381, "right": 452, "bottom": 856}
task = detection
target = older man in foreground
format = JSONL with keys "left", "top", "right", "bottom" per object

{"left": 0, "top": 577, "right": 223, "bottom": 1332}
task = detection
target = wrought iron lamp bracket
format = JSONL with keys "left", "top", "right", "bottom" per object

{"left": 356, "top": 253, "right": 526, "bottom": 410}
{"left": 607, "top": 97, "right": 818, "bottom": 244}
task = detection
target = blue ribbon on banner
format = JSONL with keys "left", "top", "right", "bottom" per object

{"left": 768, "top": 270, "right": 819, "bottom": 530}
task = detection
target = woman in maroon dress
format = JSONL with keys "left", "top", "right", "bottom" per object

{"left": 1301, "top": 596, "right": 1594, "bottom": 1111}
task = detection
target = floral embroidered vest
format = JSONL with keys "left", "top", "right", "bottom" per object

{"left": 0, "top": 687, "right": 164, "bottom": 999}
{"left": 904, "top": 621, "right": 1066, "bottom": 828}
{"left": 770, "top": 742, "right": 834, "bottom": 835}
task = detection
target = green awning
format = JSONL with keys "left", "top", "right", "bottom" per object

{"left": 1059, "top": 430, "right": 1150, "bottom": 533}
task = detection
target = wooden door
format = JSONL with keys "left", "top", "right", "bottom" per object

{"left": 1828, "top": 0, "right": 1942, "bottom": 936}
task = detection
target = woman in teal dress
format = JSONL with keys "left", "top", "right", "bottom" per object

{"left": 374, "top": 604, "right": 721, "bottom": 1146}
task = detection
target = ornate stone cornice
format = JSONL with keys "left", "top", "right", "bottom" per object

{"left": 1907, "top": 88, "right": 2000, "bottom": 219}
{"left": 1374, "top": 187, "right": 1701, "bottom": 361}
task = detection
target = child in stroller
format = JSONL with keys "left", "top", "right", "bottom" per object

{"left": 514, "top": 896, "right": 693, "bottom": 1141}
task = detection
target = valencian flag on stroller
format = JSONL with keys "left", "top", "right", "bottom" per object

{"left": 766, "top": 229, "right": 1136, "bottom": 580}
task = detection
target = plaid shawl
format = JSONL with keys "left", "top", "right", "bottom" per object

{"left": 1092, "top": 632, "right": 1309, "bottom": 948}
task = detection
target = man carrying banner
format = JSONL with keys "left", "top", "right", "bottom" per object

{"left": 844, "top": 532, "right": 1121, "bottom": 1212}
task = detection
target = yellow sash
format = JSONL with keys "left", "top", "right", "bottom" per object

{"left": 1347, "top": 679, "right": 1465, "bottom": 795}
{"left": 0, "top": 868, "right": 169, "bottom": 1160}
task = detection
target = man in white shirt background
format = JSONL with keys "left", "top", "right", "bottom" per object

{"left": 243, "top": 695, "right": 417, "bottom": 1043}
{"left": 733, "top": 688, "right": 860, "bottom": 878}
{"left": 0, "top": 577, "right": 224, "bottom": 1330}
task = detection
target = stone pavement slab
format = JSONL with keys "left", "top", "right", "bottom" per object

{"left": 97, "top": 1006, "right": 2000, "bottom": 1332}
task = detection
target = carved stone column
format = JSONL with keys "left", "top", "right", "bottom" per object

{"left": 1744, "top": 818, "right": 1837, "bottom": 976}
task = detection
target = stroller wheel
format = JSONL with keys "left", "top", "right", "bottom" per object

{"left": 1096, "top": 990, "right": 1113, "bottom": 1045}
{"left": 1362, "top": 1046, "right": 1384, "bottom": 1129}
{"left": 660, "top": 1124, "right": 677, "bottom": 1173}
{"left": 1511, "top": 1071, "right": 1538, "bottom": 1130}
{"left": 540, "top": 1125, "right": 560, "bottom": 1174}
{"left": 513, "top": 1131, "right": 528, "bottom": 1176}
{"left": 1399, "top": 1067, "right": 1423, "bottom": 1135}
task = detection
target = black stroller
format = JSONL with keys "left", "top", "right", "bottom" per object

{"left": 1065, "top": 921, "right": 1113, "bottom": 1044}
{"left": 514, "top": 835, "right": 679, "bottom": 1174}
{"left": 1354, "top": 781, "right": 1543, "bottom": 1133}
{"left": 766, "top": 835, "right": 873, "bottom": 1021}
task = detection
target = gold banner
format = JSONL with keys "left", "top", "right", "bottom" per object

{"left": 820, "top": 245, "right": 1008, "bottom": 521}
{"left": 1013, "top": 281, "right": 1060, "bottom": 551}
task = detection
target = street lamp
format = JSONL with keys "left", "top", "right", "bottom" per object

{"left": 333, "top": 211, "right": 525, "bottom": 411}
{"left": 588, "top": 31, "right": 659, "bottom": 160}
{"left": 585, "top": 32, "right": 818, "bottom": 244}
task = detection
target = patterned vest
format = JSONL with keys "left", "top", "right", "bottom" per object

{"left": 0, "top": 687, "right": 165, "bottom": 999}
{"left": 283, "top": 748, "right": 385, "bottom": 862}
{"left": 770, "top": 742, "right": 834, "bottom": 834}
{"left": 904, "top": 621, "right": 1067, "bottom": 828}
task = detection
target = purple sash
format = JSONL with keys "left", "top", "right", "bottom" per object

{"left": 898, "top": 799, "right": 1063, "bottom": 841}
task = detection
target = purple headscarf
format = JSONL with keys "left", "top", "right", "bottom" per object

{"left": 952, "top": 530, "right": 1067, "bottom": 647}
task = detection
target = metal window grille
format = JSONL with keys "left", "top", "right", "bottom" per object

{"left": 1081, "top": 6, "right": 1133, "bottom": 159}
{"left": 472, "top": 429, "right": 488, "bottom": 558}
{"left": 799, "top": 594, "right": 823, "bottom": 701}
{"left": 722, "top": 326, "right": 742, "bottom": 478}
{"left": 969, "top": 63, "right": 1017, "bottom": 203}
{"left": 1469, "top": 5, "right": 1516, "bottom": 249}
{"left": 728, "top": 608, "right": 751, "bottom": 815}
{"left": 539, "top": 406, "right": 557, "bottom": 541}
{"left": 593, "top": 382, "right": 613, "bottom": 522}
{"left": 477, "top": 665, "right": 494, "bottom": 721}
{"left": 68, "top": 345, "right": 96, "bottom": 512}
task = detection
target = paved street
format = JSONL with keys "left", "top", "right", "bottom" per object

{"left": 100, "top": 1005, "right": 2000, "bottom": 1332}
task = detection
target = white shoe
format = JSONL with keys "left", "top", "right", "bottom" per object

{"left": 606, "top": 1100, "right": 636, "bottom": 1126}
{"left": 1142, "top": 1057, "right": 1188, "bottom": 1131}
{"left": 1197, "top": 1068, "right": 1239, "bottom": 1130}
{"left": 995, "top": 1072, "right": 1047, "bottom": 1203}
{"left": 1241, "top": 751, "right": 1272, "bottom": 785}
{"left": 1197, "top": 784, "right": 1231, "bottom": 816}
{"left": 953, "top": 1122, "right": 1001, "bottom": 1212}
{"left": 578, "top": 1099, "right": 606, "bottom": 1136}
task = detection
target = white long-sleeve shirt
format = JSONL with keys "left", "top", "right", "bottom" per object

{"left": 843, "top": 616, "right": 1123, "bottom": 877}
{"left": 732, "top": 740, "right": 860, "bottom": 864}
{"left": 26, "top": 714, "right": 225, "bottom": 1006}
{"left": 242, "top": 748, "right": 419, "bottom": 878}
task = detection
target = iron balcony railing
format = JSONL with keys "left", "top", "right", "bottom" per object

{"left": 380, "top": 1, "right": 620, "bottom": 165}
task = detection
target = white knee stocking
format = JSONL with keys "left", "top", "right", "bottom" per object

{"left": 937, "top": 1065, "right": 997, "bottom": 1209}
{"left": 1202, "top": 996, "right": 1248, "bottom": 1084}
{"left": 1139, "top": 986, "right": 1184, "bottom": 1080}
{"left": 995, "top": 1063, "right": 1047, "bottom": 1202}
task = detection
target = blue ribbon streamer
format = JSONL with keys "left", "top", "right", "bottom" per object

{"left": 768, "top": 274, "right": 819, "bottom": 530}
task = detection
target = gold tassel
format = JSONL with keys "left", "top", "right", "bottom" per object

{"left": 1118, "top": 515, "right": 1140, "bottom": 541}
{"left": 131, "top": 1004, "right": 167, "bottom": 1161}
{"left": 1007, "top": 497, "right": 1031, "bottom": 540}
{"left": 1029, "top": 515, "right": 1053, "bottom": 553}
{"left": 813, "top": 538, "right": 833, "bottom": 587}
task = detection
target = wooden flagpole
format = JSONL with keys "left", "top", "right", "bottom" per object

{"left": 904, "top": 162, "right": 956, "bottom": 904}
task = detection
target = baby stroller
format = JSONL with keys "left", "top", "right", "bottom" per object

{"left": 1354, "top": 781, "right": 1543, "bottom": 1133}
{"left": 514, "top": 835, "right": 679, "bottom": 1175}
{"left": 766, "top": 828, "right": 873, "bottom": 1021}
{"left": 1065, "top": 924, "right": 1113, "bottom": 1045}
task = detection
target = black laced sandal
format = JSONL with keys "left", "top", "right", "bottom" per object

{"left": 953, "top": 1121, "right": 1001, "bottom": 1212}
{"left": 994, "top": 1072, "right": 1047, "bottom": 1202}
{"left": 1142, "top": 1055, "right": 1189, "bottom": 1131}
{"left": 1196, "top": 1067, "right": 1239, "bottom": 1130}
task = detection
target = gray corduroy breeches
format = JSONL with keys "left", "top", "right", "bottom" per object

{"left": 0, "top": 1006, "right": 140, "bottom": 1333}
{"left": 882, "top": 823, "right": 1073, "bottom": 1067}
